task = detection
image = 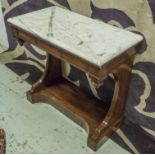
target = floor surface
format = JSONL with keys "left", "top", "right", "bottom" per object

{"left": 0, "top": 63, "right": 129, "bottom": 153}
{"left": 0, "top": 44, "right": 7, "bottom": 53}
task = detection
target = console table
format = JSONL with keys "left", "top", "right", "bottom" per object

{"left": 8, "top": 6, "right": 143, "bottom": 151}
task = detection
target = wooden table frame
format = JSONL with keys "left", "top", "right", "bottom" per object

{"left": 10, "top": 25, "right": 137, "bottom": 151}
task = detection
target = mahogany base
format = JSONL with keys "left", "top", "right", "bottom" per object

{"left": 27, "top": 78, "right": 125, "bottom": 151}
{"left": 25, "top": 48, "right": 133, "bottom": 151}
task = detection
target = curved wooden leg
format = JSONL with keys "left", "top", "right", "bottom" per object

{"left": 87, "top": 60, "right": 133, "bottom": 151}
{"left": 0, "top": 129, "right": 5, "bottom": 154}
{"left": 27, "top": 53, "right": 61, "bottom": 102}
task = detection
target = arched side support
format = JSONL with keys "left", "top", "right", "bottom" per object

{"left": 27, "top": 53, "right": 62, "bottom": 97}
{"left": 87, "top": 59, "right": 133, "bottom": 151}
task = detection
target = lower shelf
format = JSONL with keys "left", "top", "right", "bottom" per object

{"left": 27, "top": 78, "right": 109, "bottom": 131}
{"left": 27, "top": 78, "right": 123, "bottom": 151}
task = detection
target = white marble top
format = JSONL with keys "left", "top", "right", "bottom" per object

{"left": 8, "top": 6, "right": 143, "bottom": 68}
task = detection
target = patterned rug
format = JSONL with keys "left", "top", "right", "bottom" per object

{"left": 0, "top": 0, "right": 155, "bottom": 153}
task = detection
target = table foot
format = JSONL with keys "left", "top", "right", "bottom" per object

{"left": 88, "top": 116, "right": 123, "bottom": 151}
